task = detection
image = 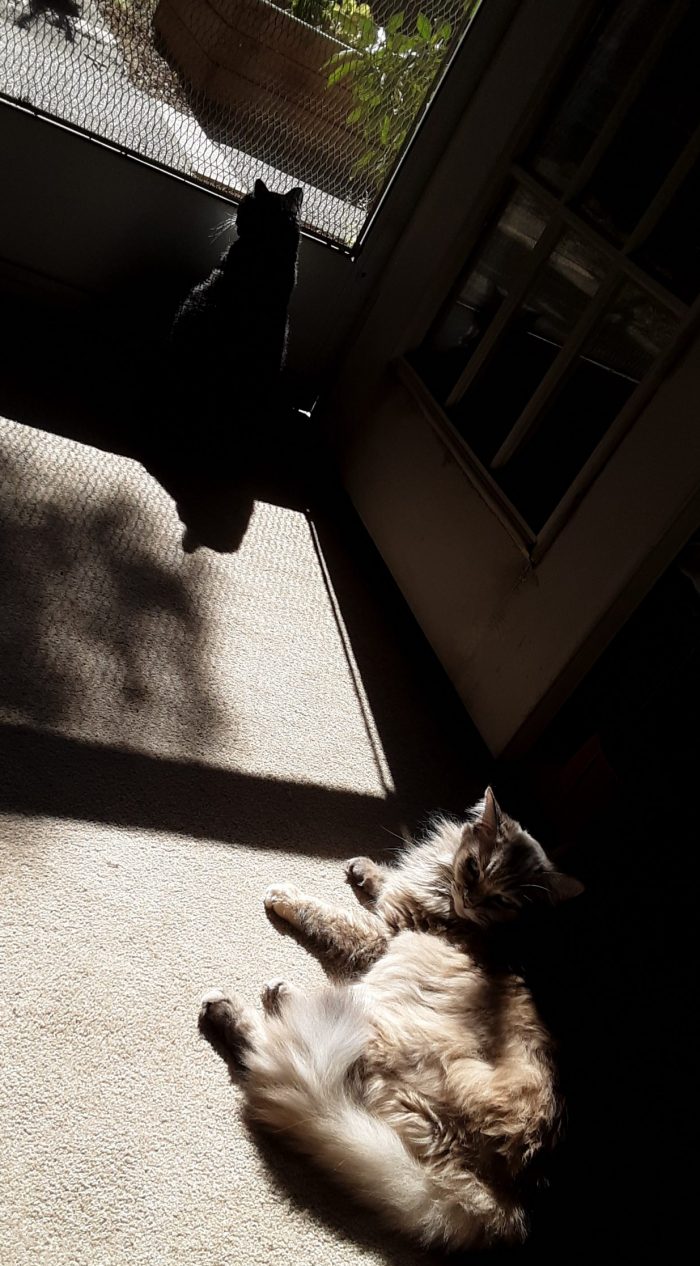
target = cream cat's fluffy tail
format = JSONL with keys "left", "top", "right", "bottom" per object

{"left": 242, "top": 988, "right": 523, "bottom": 1250}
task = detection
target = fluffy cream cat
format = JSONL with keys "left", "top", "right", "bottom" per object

{"left": 200, "top": 789, "right": 583, "bottom": 1250}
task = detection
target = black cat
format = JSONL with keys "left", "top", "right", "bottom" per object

{"left": 169, "top": 179, "right": 302, "bottom": 460}
{"left": 151, "top": 179, "right": 303, "bottom": 547}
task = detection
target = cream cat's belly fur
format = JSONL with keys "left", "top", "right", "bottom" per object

{"left": 357, "top": 928, "right": 491, "bottom": 1061}
{"left": 353, "top": 929, "right": 546, "bottom": 1138}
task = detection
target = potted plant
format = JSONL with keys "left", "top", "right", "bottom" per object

{"left": 152, "top": 0, "right": 367, "bottom": 198}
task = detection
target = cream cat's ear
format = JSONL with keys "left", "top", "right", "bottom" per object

{"left": 474, "top": 787, "right": 500, "bottom": 850}
{"left": 550, "top": 871, "right": 585, "bottom": 902}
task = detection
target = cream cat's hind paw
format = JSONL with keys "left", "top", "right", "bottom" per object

{"left": 199, "top": 989, "right": 234, "bottom": 1027}
{"left": 261, "top": 978, "right": 290, "bottom": 1013}
{"left": 200, "top": 988, "right": 227, "bottom": 1006}
{"left": 263, "top": 883, "right": 299, "bottom": 921}
{"left": 198, "top": 989, "right": 256, "bottom": 1058}
{"left": 345, "top": 857, "right": 371, "bottom": 887}
{"left": 198, "top": 988, "right": 235, "bottom": 1037}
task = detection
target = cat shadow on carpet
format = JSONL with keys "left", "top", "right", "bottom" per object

{"left": 139, "top": 412, "right": 314, "bottom": 554}
{"left": 137, "top": 455, "right": 258, "bottom": 555}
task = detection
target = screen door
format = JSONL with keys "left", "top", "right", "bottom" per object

{"left": 0, "top": 0, "right": 483, "bottom": 247}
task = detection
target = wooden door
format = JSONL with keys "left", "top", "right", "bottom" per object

{"left": 330, "top": 0, "right": 700, "bottom": 753}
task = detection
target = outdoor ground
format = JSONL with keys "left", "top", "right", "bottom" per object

{"left": 0, "top": 0, "right": 363, "bottom": 241}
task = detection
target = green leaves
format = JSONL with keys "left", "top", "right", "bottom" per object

{"left": 325, "top": 5, "right": 455, "bottom": 194}
{"left": 290, "top": 0, "right": 329, "bottom": 25}
{"left": 326, "top": 55, "right": 363, "bottom": 86}
{"left": 355, "top": 12, "right": 377, "bottom": 45}
{"left": 385, "top": 11, "right": 405, "bottom": 35}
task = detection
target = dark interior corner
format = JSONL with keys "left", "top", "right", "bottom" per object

{"left": 502, "top": 545, "right": 698, "bottom": 1260}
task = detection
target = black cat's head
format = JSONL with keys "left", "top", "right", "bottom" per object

{"left": 451, "top": 788, "right": 583, "bottom": 927}
{"left": 235, "top": 179, "right": 303, "bottom": 253}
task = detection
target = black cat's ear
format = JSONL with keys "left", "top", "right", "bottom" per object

{"left": 254, "top": 179, "right": 269, "bottom": 198}
{"left": 285, "top": 187, "right": 304, "bottom": 216}
{"left": 550, "top": 871, "right": 585, "bottom": 902}
{"left": 474, "top": 787, "right": 500, "bottom": 851}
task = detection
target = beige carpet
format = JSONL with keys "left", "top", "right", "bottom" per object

{"left": 0, "top": 416, "right": 483, "bottom": 1266}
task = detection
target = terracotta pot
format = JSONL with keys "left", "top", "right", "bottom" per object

{"left": 153, "top": 0, "right": 367, "bottom": 200}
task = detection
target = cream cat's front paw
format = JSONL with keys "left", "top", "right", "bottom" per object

{"left": 263, "top": 883, "right": 299, "bottom": 921}
{"left": 345, "top": 857, "right": 372, "bottom": 887}
{"left": 345, "top": 857, "right": 384, "bottom": 899}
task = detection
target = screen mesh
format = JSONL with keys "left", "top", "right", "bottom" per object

{"left": 1, "top": 0, "right": 480, "bottom": 246}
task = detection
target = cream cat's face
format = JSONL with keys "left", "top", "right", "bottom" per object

{"left": 451, "top": 788, "right": 583, "bottom": 926}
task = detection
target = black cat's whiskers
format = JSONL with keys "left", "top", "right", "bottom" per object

{"left": 209, "top": 216, "right": 237, "bottom": 245}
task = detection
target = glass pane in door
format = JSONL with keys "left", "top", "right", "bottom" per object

{"left": 414, "top": 186, "right": 549, "bottom": 401}
{"left": 635, "top": 159, "right": 700, "bottom": 302}
{"left": 578, "top": 4, "right": 700, "bottom": 241}
{"left": 528, "top": 0, "right": 674, "bottom": 195}
{"left": 446, "top": 230, "right": 609, "bottom": 465}
{"left": 413, "top": 0, "right": 691, "bottom": 542}
{"left": 496, "top": 282, "right": 680, "bottom": 529}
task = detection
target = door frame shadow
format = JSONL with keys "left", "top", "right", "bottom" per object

{"left": 0, "top": 722, "right": 402, "bottom": 859}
